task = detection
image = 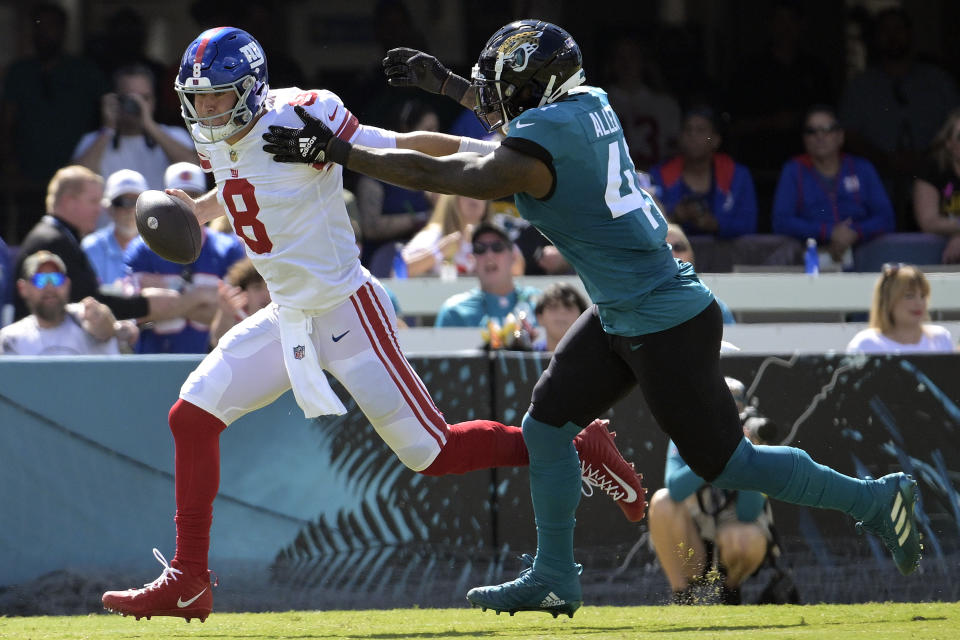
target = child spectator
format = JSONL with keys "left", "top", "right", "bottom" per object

{"left": 533, "top": 283, "right": 588, "bottom": 352}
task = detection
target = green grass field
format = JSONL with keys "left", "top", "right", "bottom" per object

{"left": 1, "top": 603, "right": 958, "bottom": 640}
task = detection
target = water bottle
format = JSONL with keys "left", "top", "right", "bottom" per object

{"left": 804, "top": 238, "right": 819, "bottom": 276}
{"left": 391, "top": 245, "right": 407, "bottom": 279}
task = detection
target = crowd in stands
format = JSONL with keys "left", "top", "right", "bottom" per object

{"left": 1, "top": 2, "right": 960, "bottom": 356}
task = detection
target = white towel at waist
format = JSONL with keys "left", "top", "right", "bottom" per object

{"left": 277, "top": 306, "right": 347, "bottom": 418}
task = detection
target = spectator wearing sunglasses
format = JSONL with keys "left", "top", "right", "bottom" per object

{"left": 1, "top": 251, "right": 121, "bottom": 355}
{"left": 772, "top": 105, "right": 895, "bottom": 270}
{"left": 434, "top": 221, "right": 541, "bottom": 328}
{"left": 81, "top": 169, "right": 148, "bottom": 289}
{"left": 13, "top": 165, "right": 210, "bottom": 329}
{"left": 846, "top": 263, "right": 954, "bottom": 353}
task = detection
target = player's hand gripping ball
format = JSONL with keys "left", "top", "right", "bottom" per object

{"left": 135, "top": 190, "right": 202, "bottom": 264}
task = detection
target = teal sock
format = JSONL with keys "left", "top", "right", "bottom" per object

{"left": 713, "top": 438, "right": 875, "bottom": 520}
{"left": 521, "top": 413, "right": 582, "bottom": 580}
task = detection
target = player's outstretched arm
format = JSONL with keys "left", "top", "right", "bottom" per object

{"left": 166, "top": 187, "right": 225, "bottom": 225}
{"left": 262, "top": 106, "right": 548, "bottom": 199}
{"left": 346, "top": 144, "right": 549, "bottom": 201}
{"left": 382, "top": 47, "right": 475, "bottom": 110}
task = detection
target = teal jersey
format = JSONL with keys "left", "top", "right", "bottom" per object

{"left": 504, "top": 86, "right": 713, "bottom": 336}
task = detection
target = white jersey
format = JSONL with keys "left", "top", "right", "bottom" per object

{"left": 846, "top": 325, "right": 955, "bottom": 353}
{"left": 193, "top": 87, "right": 390, "bottom": 312}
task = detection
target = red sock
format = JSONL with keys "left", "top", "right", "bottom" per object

{"left": 168, "top": 399, "right": 226, "bottom": 575}
{"left": 421, "top": 420, "right": 529, "bottom": 476}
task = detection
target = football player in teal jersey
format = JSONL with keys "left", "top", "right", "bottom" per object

{"left": 262, "top": 19, "right": 922, "bottom": 617}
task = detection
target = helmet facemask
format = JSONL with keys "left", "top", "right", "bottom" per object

{"left": 175, "top": 75, "right": 261, "bottom": 144}
{"left": 470, "top": 21, "right": 586, "bottom": 134}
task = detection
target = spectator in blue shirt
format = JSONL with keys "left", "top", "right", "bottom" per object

{"left": 434, "top": 221, "right": 540, "bottom": 329}
{"left": 82, "top": 169, "right": 148, "bottom": 291}
{"left": 772, "top": 105, "right": 895, "bottom": 268}
{"left": 124, "top": 228, "right": 245, "bottom": 353}
{"left": 650, "top": 106, "right": 758, "bottom": 239}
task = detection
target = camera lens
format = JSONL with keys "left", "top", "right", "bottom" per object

{"left": 119, "top": 95, "right": 141, "bottom": 116}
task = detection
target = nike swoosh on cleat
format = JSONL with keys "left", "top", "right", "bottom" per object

{"left": 515, "top": 122, "right": 535, "bottom": 128}
{"left": 602, "top": 463, "right": 638, "bottom": 503}
{"left": 177, "top": 588, "right": 207, "bottom": 608}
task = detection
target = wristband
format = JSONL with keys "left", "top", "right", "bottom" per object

{"left": 441, "top": 73, "right": 470, "bottom": 103}
{"left": 457, "top": 137, "right": 499, "bottom": 155}
{"left": 325, "top": 135, "right": 352, "bottom": 165}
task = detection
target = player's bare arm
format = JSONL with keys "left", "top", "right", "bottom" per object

{"left": 348, "top": 143, "right": 551, "bottom": 200}
{"left": 167, "top": 187, "right": 225, "bottom": 225}
{"left": 395, "top": 131, "right": 464, "bottom": 157}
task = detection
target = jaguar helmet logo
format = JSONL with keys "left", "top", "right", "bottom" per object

{"left": 498, "top": 30, "right": 542, "bottom": 72}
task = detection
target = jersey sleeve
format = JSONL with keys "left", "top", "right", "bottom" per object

{"left": 286, "top": 89, "right": 360, "bottom": 144}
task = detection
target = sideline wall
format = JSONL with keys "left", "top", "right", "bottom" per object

{"left": 1, "top": 353, "right": 958, "bottom": 609}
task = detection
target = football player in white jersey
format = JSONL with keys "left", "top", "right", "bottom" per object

{"left": 101, "top": 27, "right": 645, "bottom": 622}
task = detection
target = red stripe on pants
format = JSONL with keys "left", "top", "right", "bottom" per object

{"left": 349, "top": 285, "right": 447, "bottom": 446}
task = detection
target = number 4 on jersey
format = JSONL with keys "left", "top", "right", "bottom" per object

{"left": 604, "top": 139, "right": 659, "bottom": 228}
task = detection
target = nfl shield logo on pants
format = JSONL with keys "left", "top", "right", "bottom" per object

{"left": 293, "top": 344, "right": 306, "bottom": 360}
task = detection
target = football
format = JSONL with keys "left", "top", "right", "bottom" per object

{"left": 135, "top": 190, "right": 202, "bottom": 264}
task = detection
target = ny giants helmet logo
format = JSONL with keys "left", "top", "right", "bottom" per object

{"left": 497, "top": 30, "right": 542, "bottom": 72}
{"left": 239, "top": 42, "right": 265, "bottom": 69}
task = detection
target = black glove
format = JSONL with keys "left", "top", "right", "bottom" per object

{"left": 261, "top": 105, "right": 351, "bottom": 165}
{"left": 382, "top": 47, "right": 470, "bottom": 102}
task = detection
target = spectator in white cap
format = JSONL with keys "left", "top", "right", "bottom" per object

{"left": 164, "top": 161, "right": 207, "bottom": 198}
{"left": 81, "top": 168, "right": 148, "bottom": 289}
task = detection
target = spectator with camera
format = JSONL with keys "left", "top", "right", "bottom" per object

{"left": 648, "top": 377, "right": 792, "bottom": 605}
{"left": 71, "top": 64, "right": 195, "bottom": 191}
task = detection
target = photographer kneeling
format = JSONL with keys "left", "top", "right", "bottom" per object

{"left": 648, "top": 378, "right": 791, "bottom": 605}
